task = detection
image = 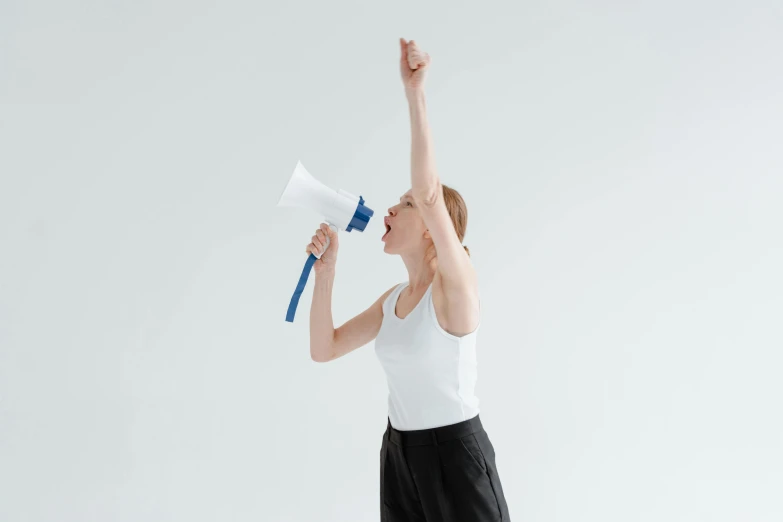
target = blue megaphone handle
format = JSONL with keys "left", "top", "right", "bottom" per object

{"left": 285, "top": 252, "right": 319, "bottom": 322}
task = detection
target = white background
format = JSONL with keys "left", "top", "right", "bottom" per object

{"left": 1, "top": 1, "right": 781, "bottom": 521}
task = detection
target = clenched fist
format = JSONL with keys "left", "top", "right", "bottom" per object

{"left": 399, "top": 38, "right": 431, "bottom": 93}
{"left": 306, "top": 223, "right": 339, "bottom": 275}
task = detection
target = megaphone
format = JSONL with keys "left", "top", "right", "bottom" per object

{"left": 277, "top": 160, "right": 374, "bottom": 322}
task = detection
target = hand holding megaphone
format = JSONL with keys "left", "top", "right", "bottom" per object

{"left": 306, "top": 222, "right": 339, "bottom": 273}
{"left": 278, "top": 160, "right": 374, "bottom": 322}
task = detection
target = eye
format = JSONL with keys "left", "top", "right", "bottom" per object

{"left": 406, "top": 201, "right": 412, "bottom": 207}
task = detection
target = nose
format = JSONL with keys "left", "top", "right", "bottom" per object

{"left": 387, "top": 205, "right": 397, "bottom": 216}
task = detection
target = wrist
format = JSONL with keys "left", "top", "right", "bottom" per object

{"left": 316, "top": 267, "right": 336, "bottom": 279}
{"left": 405, "top": 87, "right": 425, "bottom": 100}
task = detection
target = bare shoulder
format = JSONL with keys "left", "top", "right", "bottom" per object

{"left": 431, "top": 267, "right": 480, "bottom": 337}
{"left": 352, "top": 283, "right": 398, "bottom": 324}
{"left": 326, "top": 283, "right": 400, "bottom": 362}
{"left": 376, "top": 284, "right": 399, "bottom": 314}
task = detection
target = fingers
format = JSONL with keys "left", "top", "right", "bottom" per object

{"left": 408, "top": 51, "right": 428, "bottom": 69}
{"left": 306, "top": 224, "right": 335, "bottom": 255}
{"left": 401, "top": 38, "right": 421, "bottom": 64}
{"left": 308, "top": 241, "right": 324, "bottom": 256}
{"left": 320, "top": 223, "right": 337, "bottom": 239}
{"left": 405, "top": 40, "right": 428, "bottom": 69}
{"left": 306, "top": 232, "right": 321, "bottom": 256}
{"left": 312, "top": 233, "right": 323, "bottom": 252}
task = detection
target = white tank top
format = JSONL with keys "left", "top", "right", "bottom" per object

{"left": 374, "top": 281, "right": 481, "bottom": 430}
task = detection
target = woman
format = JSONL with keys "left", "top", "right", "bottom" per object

{"left": 306, "top": 38, "right": 511, "bottom": 522}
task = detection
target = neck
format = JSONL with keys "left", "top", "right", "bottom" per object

{"left": 400, "top": 247, "right": 437, "bottom": 292}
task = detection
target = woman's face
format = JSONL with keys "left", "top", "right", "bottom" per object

{"left": 382, "top": 189, "right": 428, "bottom": 254}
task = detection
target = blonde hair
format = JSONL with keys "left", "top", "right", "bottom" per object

{"left": 441, "top": 183, "right": 470, "bottom": 257}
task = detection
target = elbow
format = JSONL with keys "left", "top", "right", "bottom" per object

{"left": 310, "top": 332, "right": 336, "bottom": 363}
{"left": 412, "top": 187, "right": 440, "bottom": 208}
{"left": 310, "top": 345, "right": 332, "bottom": 363}
{"left": 310, "top": 350, "right": 332, "bottom": 363}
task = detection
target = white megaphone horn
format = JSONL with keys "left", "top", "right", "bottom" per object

{"left": 277, "top": 160, "right": 375, "bottom": 322}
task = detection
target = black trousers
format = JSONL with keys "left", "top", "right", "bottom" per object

{"left": 380, "top": 414, "right": 511, "bottom": 522}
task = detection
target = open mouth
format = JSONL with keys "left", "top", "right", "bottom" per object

{"left": 382, "top": 218, "right": 392, "bottom": 240}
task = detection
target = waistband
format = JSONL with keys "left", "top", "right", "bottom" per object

{"left": 386, "top": 414, "right": 484, "bottom": 447}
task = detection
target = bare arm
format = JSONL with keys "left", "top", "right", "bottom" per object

{"left": 310, "top": 270, "right": 396, "bottom": 363}
{"left": 401, "top": 42, "right": 477, "bottom": 298}
{"left": 407, "top": 89, "right": 478, "bottom": 320}
{"left": 399, "top": 39, "right": 479, "bottom": 335}
{"left": 309, "top": 268, "right": 336, "bottom": 361}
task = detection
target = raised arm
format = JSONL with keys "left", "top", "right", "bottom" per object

{"left": 399, "top": 38, "right": 478, "bottom": 299}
